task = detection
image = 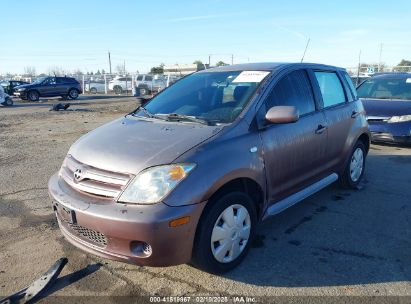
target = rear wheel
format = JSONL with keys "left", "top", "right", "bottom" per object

{"left": 192, "top": 192, "right": 257, "bottom": 273}
{"left": 27, "top": 90, "right": 39, "bottom": 102}
{"left": 114, "top": 86, "right": 123, "bottom": 94}
{"left": 90, "top": 87, "right": 97, "bottom": 94}
{"left": 139, "top": 86, "right": 151, "bottom": 96}
{"left": 340, "top": 141, "right": 366, "bottom": 189}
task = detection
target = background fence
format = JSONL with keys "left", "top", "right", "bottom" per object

{"left": 2, "top": 66, "right": 411, "bottom": 97}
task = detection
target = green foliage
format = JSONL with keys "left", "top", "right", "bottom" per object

{"left": 216, "top": 61, "right": 227, "bottom": 67}
{"left": 397, "top": 59, "right": 411, "bottom": 66}
{"left": 150, "top": 65, "right": 164, "bottom": 74}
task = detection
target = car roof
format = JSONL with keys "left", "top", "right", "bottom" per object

{"left": 199, "top": 62, "right": 345, "bottom": 73}
{"left": 370, "top": 73, "right": 411, "bottom": 79}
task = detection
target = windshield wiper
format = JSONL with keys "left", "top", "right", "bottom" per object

{"left": 133, "top": 106, "right": 164, "bottom": 120}
{"left": 156, "top": 113, "right": 210, "bottom": 125}
{"left": 138, "top": 106, "right": 154, "bottom": 118}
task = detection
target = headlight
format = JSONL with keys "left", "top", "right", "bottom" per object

{"left": 118, "top": 164, "right": 196, "bottom": 204}
{"left": 387, "top": 115, "right": 411, "bottom": 123}
{"left": 18, "top": 88, "right": 26, "bottom": 91}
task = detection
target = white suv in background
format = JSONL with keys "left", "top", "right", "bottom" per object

{"left": 135, "top": 74, "right": 162, "bottom": 95}
{"left": 108, "top": 76, "right": 133, "bottom": 94}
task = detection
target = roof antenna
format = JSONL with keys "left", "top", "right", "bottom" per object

{"left": 300, "top": 38, "right": 310, "bottom": 63}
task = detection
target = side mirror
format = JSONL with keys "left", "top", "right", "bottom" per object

{"left": 265, "top": 106, "right": 299, "bottom": 124}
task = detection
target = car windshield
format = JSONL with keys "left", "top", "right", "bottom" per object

{"left": 32, "top": 77, "right": 47, "bottom": 84}
{"left": 139, "top": 70, "right": 270, "bottom": 125}
{"left": 357, "top": 77, "right": 411, "bottom": 100}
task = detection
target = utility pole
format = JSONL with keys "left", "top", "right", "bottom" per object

{"left": 208, "top": 55, "right": 211, "bottom": 67}
{"left": 108, "top": 51, "right": 112, "bottom": 75}
{"left": 378, "top": 43, "right": 383, "bottom": 72}
{"left": 231, "top": 54, "right": 234, "bottom": 65}
{"left": 301, "top": 38, "right": 310, "bottom": 63}
{"left": 123, "top": 59, "right": 126, "bottom": 75}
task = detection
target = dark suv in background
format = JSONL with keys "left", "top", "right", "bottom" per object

{"left": 14, "top": 76, "right": 82, "bottom": 101}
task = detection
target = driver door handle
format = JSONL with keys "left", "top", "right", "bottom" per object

{"left": 315, "top": 124, "right": 327, "bottom": 134}
{"left": 351, "top": 111, "right": 360, "bottom": 118}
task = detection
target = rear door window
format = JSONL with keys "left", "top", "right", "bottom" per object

{"left": 266, "top": 69, "right": 315, "bottom": 116}
{"left": 314, "top": 72, "right": 346, "bottom": 107}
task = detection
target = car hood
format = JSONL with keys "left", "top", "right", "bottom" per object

{"left": 68, "top": 116, "right": 223, "bottom": 175}
{"left": 14, "top": 83, "right": 34, "bottom": 89}
{"left": 361, "top": 98, "right": 411, "bottom": 117}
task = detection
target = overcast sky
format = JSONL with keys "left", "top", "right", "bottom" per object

{"left": 1, "top": 0, "right": 411, "bottom": 74}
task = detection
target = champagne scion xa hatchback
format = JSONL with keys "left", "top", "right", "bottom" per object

{"left": 49, "top": 63, "right": 370, "bottom": 273}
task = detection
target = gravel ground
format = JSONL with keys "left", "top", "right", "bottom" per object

{"left": 0, "top": 96, "right": 410, "bottom": 303}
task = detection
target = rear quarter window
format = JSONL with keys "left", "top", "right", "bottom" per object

{"left": 342, "top": 72, "right": 358, "bottom": 101}
{"left": 314, "top": 71, "right": 346, "bottom": 107}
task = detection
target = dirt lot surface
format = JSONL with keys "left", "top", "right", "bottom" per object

{"left": 1, "top": 96, "right": 410, "bottom": 303}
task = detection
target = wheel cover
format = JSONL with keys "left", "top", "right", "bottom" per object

{"left": 350, "top": 147, "right": 364, "bottom": 182}
{"left": 210, "top": 204, "right": 251, "bottom": 263}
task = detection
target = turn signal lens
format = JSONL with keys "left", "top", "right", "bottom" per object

{"left": 169, "top": 216, "right": 190, "bottom": 227}
{"left": 169, "top": 166, "right": 186, "bottom": 181}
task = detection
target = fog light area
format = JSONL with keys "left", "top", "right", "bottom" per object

{"left": 130, "top": 241, "right": 152, "bottom": 258}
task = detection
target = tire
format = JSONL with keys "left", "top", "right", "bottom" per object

{"left": 114, "top": 86, "right": 123, "bottom": 94}
{"left": 5, "top": 97, "right": 13, "bottom": 106}
{"left": 27, "top": 90, "right": 39, "bottom": 102}
{"left": 90, "top": 87, "right": 97, "bottom": 94}
{"left": 138, "top": 84, "right": 151, "bottom": 96}
{"left": 21, "top": 96, "right": 27, "bottom": 100}
{"left": 68, "top": 89, "right": 79, "bottom": 100}
{"left": 192, "top": 192, "right": 257, "bottom": 274}
{"left": 340, "top": 141, "right": 366, "bottom": 189}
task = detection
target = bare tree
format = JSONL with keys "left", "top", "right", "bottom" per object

{"left": 73, "top": 68, "right": 84, "bottom": 75}
{"left": 115, "top": 64, "right": 126, "bottom": 75}
{"left": 23, "top": 66, "right": 36, "bottom": 76}
{"left": 47, "top": 66, "right": 67, "bottom": 76}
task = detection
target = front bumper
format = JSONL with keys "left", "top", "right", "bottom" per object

{"left": 368, "top": 120, "right": 411, "bottom": 145}
{"left": 48, "top": 173, "right": 206, "bottom": 266}
{"left": 14, "top": 91, "right": 27, "bottom": 98}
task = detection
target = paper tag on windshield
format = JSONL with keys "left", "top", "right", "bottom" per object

{"left": 406, "top": 78, "right": 411, "bottom": 83}
{"left": 233, "top": 71, "right": 270, "bottom": 83}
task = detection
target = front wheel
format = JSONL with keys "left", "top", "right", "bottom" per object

{"left": 68, "top": 89, "right": 79, "bottom": 99}
{"left": 27, "top": 90, "right": 39, "bottom": 102}
{"left": 192, "top": 192, "right": 257, "bottom": 274}
{"left": 340, "top": 141, "right": 366, "bottom": 189}
{"left": 5, "top": 97, "right": 13, "bottom": 106}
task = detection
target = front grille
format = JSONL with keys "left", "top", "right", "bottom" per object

{"left": 59, "top": 155, "right": 131, "bottom": 198}
{"left": 67, "top": 222, "right": 108, "bottom": 247}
